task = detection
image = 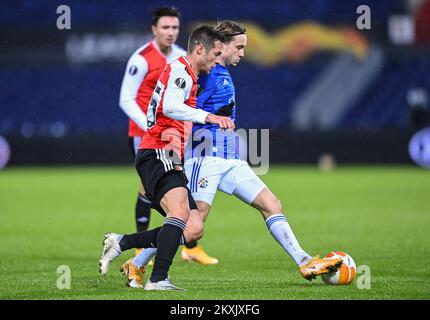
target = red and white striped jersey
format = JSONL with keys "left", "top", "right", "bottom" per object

{"left": 119, "top": 40, "right": 186, "bottom": 137}
{"left": 139, "top": 56, "right": 208, "bottom": 159}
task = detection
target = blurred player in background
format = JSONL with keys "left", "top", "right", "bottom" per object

{"left": 101, "top": 26, "right": 233, "bottom": 290}
{"left": 184, "top": 21, "right": 343, "bottom": 281}
{"left": 118, "top": 6, "right": 218, "bottom": 286}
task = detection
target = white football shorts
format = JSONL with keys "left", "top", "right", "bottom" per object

{"left": 184, "top": 156, "right": 267, "bottom": 206}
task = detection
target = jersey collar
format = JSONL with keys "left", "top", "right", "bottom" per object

{"left": 214, "top": 62, "right": 229, "bottom": 73}
{"left": 179, "top": 56, "right": 198, "bottom": 82}
{"left": 151, "top": 39, "right": 175, "bottom": 59}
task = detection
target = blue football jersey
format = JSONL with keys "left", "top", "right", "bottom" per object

{"left": 186, "top": 63, "right": 238, "bottom": 159}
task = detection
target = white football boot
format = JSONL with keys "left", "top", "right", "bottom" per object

{"left": 99, "top": 232, "right": 122, "bottom": 275}
{"left": 144, "top": 278, "right": 185, "bottom": 291}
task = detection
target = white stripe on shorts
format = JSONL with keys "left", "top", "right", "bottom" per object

{"left": 162, "top": 149, "right": 174, "bottom": 171}
{"left": 156, "top": 149, "right": 173, "bottom": 172}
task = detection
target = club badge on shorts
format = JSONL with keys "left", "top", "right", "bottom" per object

{"left": 198, "top": 177, "right": 208, "bottom": 188}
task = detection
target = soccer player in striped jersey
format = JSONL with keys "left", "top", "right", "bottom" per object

{"left": 100, "top": 26, "right": 233, "bottom": 291}
{"left": 118, "top": 6, "right": 218, "bottom": 288}
{"left": 184, "top": 21, "right": 343, "bottom": 281}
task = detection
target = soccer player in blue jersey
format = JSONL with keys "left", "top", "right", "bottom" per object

{"left": 184, "top": 21, "right": 343, "bottom": 281}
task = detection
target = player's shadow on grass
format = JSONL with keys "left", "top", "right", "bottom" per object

{"left": 287, "top": 282, "right": 337, "bottom": 287}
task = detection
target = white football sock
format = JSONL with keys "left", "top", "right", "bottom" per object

{"left": 265, "top": 214, "right": 312, "bottom": 267}
{"left": 132, "top": 247, "right": 157, "bottom": 268}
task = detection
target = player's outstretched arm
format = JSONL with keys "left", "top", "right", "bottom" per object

{"left": 163, "top": 87, "right": 209, "bottom": 123}
{"left": 163, "top": 69, "right": 234, "bottom": 129}
{"left": 163, "top": 88, "right": 234, "bottom": 129}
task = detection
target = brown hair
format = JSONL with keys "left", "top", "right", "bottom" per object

{"left": 187, "top": 25, "right": 224, "bottom": 53}
{"left": 214, "top": 21, "right": 246, "bottom": 44}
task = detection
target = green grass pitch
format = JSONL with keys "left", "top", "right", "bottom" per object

{"left": 0, "top": 166, "right": 429, "bottom": 300}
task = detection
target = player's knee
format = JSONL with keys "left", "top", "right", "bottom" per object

{"left": 272, "top": 198, "right": 283, "bottom": 213}
{"left": 168, "top": 206, "right": 190, "bottom": 223}
{"left": 261, "top": 197, "right": 283, "bottom": 216}
{"left": 195, "top": 222, "right": 204, "bottom": 240}
{"left": 162, "top": 188, "right": 191, "bottom": 221}
{"left": 184, "top": 224, "right": 203, "bottom": 242}
{"left": 190, "top": 218, "right": 204, "bottom": 241}
{"left": 183, "top": 212, "right": 204, "bottom": 242}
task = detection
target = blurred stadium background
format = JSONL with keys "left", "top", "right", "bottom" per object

{"left": 1, "top": 0, "right": 430, "bottom": 300}
{"left": 1, "top": 0, "right": 430, "bottom": 167}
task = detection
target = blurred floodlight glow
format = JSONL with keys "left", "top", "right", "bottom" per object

{"left": 409, "top": 127, "right": 430, "bottom": 169}
{"left": 0, "top": 135, "right": 11, "bottom": 169}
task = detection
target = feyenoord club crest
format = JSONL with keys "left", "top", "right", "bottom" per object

{"left": 175, "top": 78, "right": 186, "bottom": 89}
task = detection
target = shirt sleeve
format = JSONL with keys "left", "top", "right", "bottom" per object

{"left": 162, "top": 69, "right": 209, "bottom": 124}
{"left": 118, "top": 53, "right": 149, "bottom": 131}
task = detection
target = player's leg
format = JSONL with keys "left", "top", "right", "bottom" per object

{"left": 100, "top": 200, "right": 168, "bottom": 279}
{"left": 122, "top": 196, "right": 182, "bottom": 288}
{"left": 121, "top": 183, "right": 157, "bottom": 288}
{"left": 130, "top": 190, "right": 207, "bottom": 275}
{"left": 144, "top": 183, "right": 191, "bottom": 290}
{"left": 142, "top": 147, "right": 203, "bottom": 291}
{"left": 218, "top": 163, "right": 311, "bottom": 264}
{"left": 128, "top": 198, "right": 168, "bottom": 266}
{"left": 135, "top": 184, "right": 151, "bottom": 232}
{"left": 100, "top": 198, "right": 179, "bottom": 284}
{"left": 182, "top": 157, "right": 220, "bottom": 264}
{"left": 222, "top": 161, "right": 343, "bottom": 280}
{"left": 130, "top": 202, "right": 211, "bottom": 268}
{"left": 195, "top": 200, "right": 212, "bottom": 222}
{"left": 100, "top": 149, "right": 186, "bottom": 289}
{"left": 100, "top": 189, "right": 161, "bottom": 280}
{"left": 250, "top": 187, "right": 342, "bottom": 280}
{"left": 181, "top": 200, "right": 219, "bottom": 264}
{"left": 105, "top": 182, "right": 192, "bottom": 290}
{"left": 121, "top": 137, "right": 154, "bottom": 287}
{"left": 181, "top": 200, "right": 208, "bottom": 245}
{"left": 101, "top": 185, "right": 191, "bottom": 290}
{"left": 129, "top": 137, "right": 152, "bottom": 234}
{"left": 250, "top": 187, "right": 313, "bottom": 267}
{"left": 99, "top": 227, "right": 162, "bottom": 277}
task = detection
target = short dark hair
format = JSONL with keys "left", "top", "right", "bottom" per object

{"left": 187, "top": 25, "right": 223, "bottom": 53}
{"left": 214, "top": 21, "right": 246, "bottom": 44}
{"left": 152, "top": 6, "right": 181, "bottom": 26}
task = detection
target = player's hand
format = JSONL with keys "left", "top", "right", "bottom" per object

{"left": 205, "top": 114, "right": 235, "bottom": 130}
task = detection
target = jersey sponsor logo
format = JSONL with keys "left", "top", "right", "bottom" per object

{"left": 128, "top": 65, "right": 138, "bottom": 75}
{"left": 175, "top": 77, "right": 186, "bottom": 89}
{"left": 223, "top": 79, "right": 229, "bottom": 86}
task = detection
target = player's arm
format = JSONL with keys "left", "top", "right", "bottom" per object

{"left": 163, "top": 71, "right": 234, "bottom": 129}
{"left": 119, "top": 53, "right": 149, "bottom": 131}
